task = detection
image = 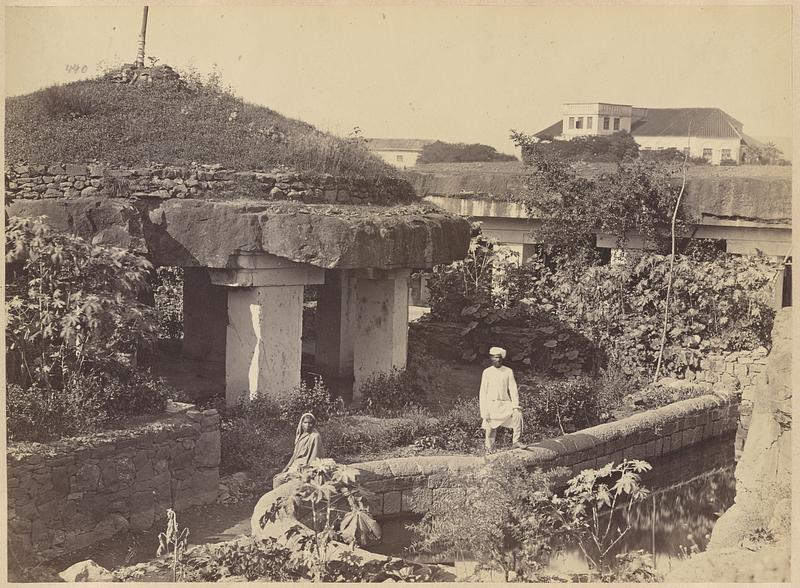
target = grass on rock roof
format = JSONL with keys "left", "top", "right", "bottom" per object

{"left": 5, "top": 66, "right": 399, "bottom": 180}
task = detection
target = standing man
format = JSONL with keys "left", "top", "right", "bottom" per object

{"left": 479, "top": 346, "right": 524, "bottom": 453}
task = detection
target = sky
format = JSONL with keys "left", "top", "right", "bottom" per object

{"left": 4, "top": 4, "right": 793, "bottom": 156}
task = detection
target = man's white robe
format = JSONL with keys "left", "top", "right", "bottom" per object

{"left": 479, "top": 365, "right": 520, "bottom": 431}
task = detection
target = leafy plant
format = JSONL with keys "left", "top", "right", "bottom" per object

{"left": 182, "top": 537, "right": 302, "bottom": 581}
{"left": 279, "top": 458, "right": 381, "bottom": 581}
{"left": 545, "top": 460, "right": 653, "bottom": 572}
{"left": 6, "top": 216, "right": 156, "bottom": 390}
{"left": 409, "top": 456, "right": 570, "bottom": 582}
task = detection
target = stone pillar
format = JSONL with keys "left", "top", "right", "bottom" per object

{"left": 209, "top": 254, "right": 325, "bottom": 408}
{"left": 315, "top": 270, "right": 355, "bottom": 379}
{"left": 352, "top": 269, "right": 411, "bottom": 401}
{"left": 183, "top": 267, "right": 227, "bottom": 363}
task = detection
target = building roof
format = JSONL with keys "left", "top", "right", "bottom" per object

{"left": 534, "top": 107, "right": 747, "bottom": 140}
{"left": 534, "top": 120, "right": 564, "bottom": 138}
{"left": 630, "top": 108, "right": 743, "bottom": 138}
{"left": 366, "top": 138, "right": 436, "bottom": 152}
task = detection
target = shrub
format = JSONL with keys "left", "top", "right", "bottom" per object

{"left": 6, "top": 370, "right": 170, "bottom": 442}
{"left": 419, "top": 397, "right": 483, "bottom": 452}
{"left": 219, "top": 397, "right": 293, "bottom": 479}
{"left": 323, "top": 411, "right": 430, "bottom": 458}
{"left": 640, "top": 147, "right": 684, "bottom": 162}
{"left": 274, "top": 376, "right": 340, "bottom": 424}
{"left": 358, "top": 368, "right": 426, "bottom": 414}
{"left": 520, "top": 376, "right": 604, "bottom": 434}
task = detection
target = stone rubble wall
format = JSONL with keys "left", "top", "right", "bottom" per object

{"left": 410, "top": 320, "right": 767, "bottom": 394}
{"left": 7, "top": 403, "right": 221, "bottom": 563}
{"left": 5, "top": 162, "right": 416, "bottom": 205}
{"left": 351, "top": 391, "right": 739, "bottom": 518}
{"left": 681, "top": 347, "right": 768, "bottom": 397}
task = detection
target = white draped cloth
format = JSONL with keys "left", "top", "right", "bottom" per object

{"left": 479, "top": 365, "right": 520, "bottom": 431}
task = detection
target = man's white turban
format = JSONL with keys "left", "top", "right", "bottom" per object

{"left": 489, "top": 346, "right": 507, "bottom": 358}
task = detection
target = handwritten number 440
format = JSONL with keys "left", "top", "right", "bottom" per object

{"left": 66, "top": 64, "right": 88, "bottom": 74}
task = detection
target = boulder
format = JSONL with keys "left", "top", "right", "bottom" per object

{"left": 7, "top": 197, "right": 470, "bottom": 270}
{"left": 58, "top": 560, "right": 113, "bottom": 582}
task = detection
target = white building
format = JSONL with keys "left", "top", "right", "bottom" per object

{"left": 366, "top": 138, "right": 435, "bottom": 168}
{"left": 536, "top": 103, "right": 763, "bottom": 165}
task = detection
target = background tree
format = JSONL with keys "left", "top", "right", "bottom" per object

{"left": 417, "top": 140, "right": 517, "bottom": 164}
{"left": 510, "top": 130, "right": 691, "bottom": 264}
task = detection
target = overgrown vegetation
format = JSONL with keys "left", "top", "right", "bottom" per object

{"left": 424, "top": 221, "right": 777, "bottom": 381}
{"left": 409, "top": 457, "right": 660, "bottom": 582}
{"left": 417, "top": 140, "right": 517, "bottom": 164}
{"left": 6, "top": 68, "right": 400, "bottom": 179}
{"left": 5, "top": 216, "right": 172, "bottom": 441}
{"left": 220, "top": 377, "right": 340, "bottom": 477}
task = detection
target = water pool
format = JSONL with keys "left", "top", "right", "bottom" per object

{"left": 370, "top": 433, "right": 736, "bottom": 576}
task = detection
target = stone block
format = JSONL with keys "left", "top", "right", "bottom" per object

{"left": 572, "top": 459, "right": 597, "bottom": 473}
{"left": 401, "top": 489, "right": 426, "bottom": 513}
{"left": 645, "top": 441, "right": 656, "bottom": 457}
{"left": 65, "top": 164, "right": 88, "bottom": 176}
{"left": 383, "top": 491, "right": 402, "bottom": 515}
{"left": 129, "top": 506, "right": 156, "bottom": 531}
{"left": 195, "top": 431, "right": 221, "bottom": 468}
{"left": 365, "top": 492, "right": 383, "bottom": 515}
{"left": 73, "top": 463, "right": 101, "bottom": 492}
{"left": 190, "top": 468, "right": 219, "bottom": 496}
{"left": 733, "top": 363, "right": 749, "bottom": 377}
{"left": 94, "top": 513, "right": 129, "bottom": 540}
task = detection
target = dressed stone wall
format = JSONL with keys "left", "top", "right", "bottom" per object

{"left": 351, "top": 390, "right": 740, "bottom": 517}
{"left": 5, "top": 162, "right": 416, "bottom": 205}
{"left": 7, "top": 402, "right": 220, "bottom": 563}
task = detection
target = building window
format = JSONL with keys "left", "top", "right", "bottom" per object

{"left": 702, "top": 148, "right": 713, "bottom": 160}
{"left": 603, "top": 117, "right": 610, "bottom": 130}
{"left": 396, "top": 154, "right": 404, "bottom": 163}
{"left": 569, "top": 117, "right": 575, "bottom": 129}
{"left": 575, "top": 117, "right": 583, "bottom": 129}
{"left": 613, "top": 118, "right": 620, "bottom": 131}
{"left": 721, "top": 149, "right": 732, "bottom": 161}
{"left": 587, "top": 116, "right": 593, "bottom": 129}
